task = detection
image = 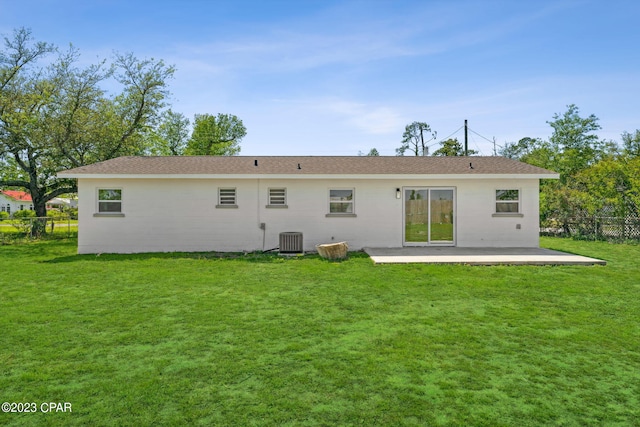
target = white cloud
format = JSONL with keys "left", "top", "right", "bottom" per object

{"left": 169, "top": 29, "right": 419, "bottom": 75}
{"left": 324, "top": 100, "right": 404, "bottom": 135}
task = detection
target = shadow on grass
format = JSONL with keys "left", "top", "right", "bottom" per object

{"left": 44, "top": 250, "right": 369, "bottom": 264}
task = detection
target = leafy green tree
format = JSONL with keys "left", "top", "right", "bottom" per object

{"left": 432, "top": 138, "right": 478, "bottom": 156}
{"left": 499, "top": 137, "right": 542, "bottom": 159}
{"left": 546, "top": 104, "right": 607, "bottom": 180}
{"left": 519, "top": 141, "right": 558, "bottom": 170}
{"left": 185, "top": 113, "right": 246, "bottom": 156}
{"left": 571, "top": 157, "right": 640, "bottom": 217}
{"left": 505, "top": 107, "right": 638, "bottom": 236}
{"left": 146, "top": 109, "right": 190, "bottom": 156}
{"left": 396, "top": 122, "right": 436, "bottom": 156}
{"left": 357, "top": 148, "right": 379, "bottom": 156}
{"left": 621, "top": 130, "right": 640, "bottom": 158}
{"left": 552, "top": 157, "right": 639, "bottom": 239}
{"left": 0, "top": 28, "right": 174, "bottom": 234}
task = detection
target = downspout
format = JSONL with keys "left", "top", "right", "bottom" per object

{"left": 257, "top": 178, "right": 266, "bottom": 251}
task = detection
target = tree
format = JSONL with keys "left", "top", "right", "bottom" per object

{"left": 358, "top": 148, "right": 379, "bottom": 156}
{"left": 621, "top": 130, "right": 640, "bottom": 158}
{"left": 546, "top": 104, "right": 606, "bottom": 179}
{"left": 146, "top": 109, "right": 190, "bottom": 156}
{"left": 572, "top": 158, "right": 640, "bottom": 217}
{"left": 0, "top": 28, "right": 174, "bottom": 235}
{"left": 396, "top": 121, "right": 436, "bottom": 156}
{"left": 502, "top": 107, "right": 638, "bottom": 236}
{"left": 185, "top": 113, "right": 246, "bottom": 156}
{"left": 529, "top": 105, "right": 632, "bottom": 235}
{"left": 498, "top": 137, "right": 542, "bottom": 159}
{"left": 432, "top": 138, "right": 478, "bottom": 156}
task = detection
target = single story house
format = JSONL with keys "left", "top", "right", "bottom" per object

{"left": 46, "top": 197, "right": 78, "bottom": 210}
{"left": 57, "top": 156, "right": 559, "bottom": 254}
{"left": 0, "top": 190, "right": 34, "bottom": 215}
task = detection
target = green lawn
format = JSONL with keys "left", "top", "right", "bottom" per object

{"left": 405, "top": 223, "right": 454, "bottom": 242}
{"left": 0, "top": 220, "right": 77, "bottom": 241}
{"left": 1, "top": 237, "right": 639, "bottom": 426}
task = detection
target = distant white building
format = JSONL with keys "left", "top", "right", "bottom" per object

{"left": 58, "top": 156, "right": 559, "bottom": 254}
{"left": 46, "top": 197, "right": 78, "bottom": 210}
{"left": 0, "top": 190, "right": 33, "bottom": 216}
{"left": 0, "top": 190, "right": 78, "bottom": 216}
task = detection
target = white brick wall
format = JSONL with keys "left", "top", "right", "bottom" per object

{"left": 76, "top": 177, "right": 541, "bottom": 254}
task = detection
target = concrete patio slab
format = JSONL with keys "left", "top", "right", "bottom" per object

{"left": 363, "top": 247, "right": 606, "bottom": 265}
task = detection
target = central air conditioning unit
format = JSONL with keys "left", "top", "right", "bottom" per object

{"left": 279, "top": 232, "right": 303, "bottom": 254}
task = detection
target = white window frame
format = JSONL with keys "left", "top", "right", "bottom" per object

{"left": 95, "top": 188, "right": 124, "bottom": 217}
{"left": 217, "top": 188, "right": 237, "bottom": 208}
{"left": 267, "top": 188, "right": 287, "bottom": 208}
{"left": 493, "top": 189, "right": 523, "bottom": 217}
{"left": 326, "top": 188, "right": 356, "bottom": 217}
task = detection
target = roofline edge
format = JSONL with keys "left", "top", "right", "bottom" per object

{"left": 57, "top": 173, "right": 560, "bottom": 180}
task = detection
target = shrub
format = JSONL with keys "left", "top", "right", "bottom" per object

{"left": 12, "top": 209, "right": 36, "bottom": 219}
{"left": 47, "top": 209, "right": 66, "bottom": 220}
{"left": 0, "top": 211, "right": 9, "bottom": 221}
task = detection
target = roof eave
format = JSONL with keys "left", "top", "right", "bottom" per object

{"left": 57, "top": 173, "right": 560, "bottom": 180}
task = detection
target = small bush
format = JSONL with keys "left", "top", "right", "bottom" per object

{"left": 47, "top": 209, "right": 66, "bottom": 220}
{"left": 0, "top": 211, "right": 9, "bottom": 221}
{"left": 12, "top": 209, "right": 36, "bottom": 219}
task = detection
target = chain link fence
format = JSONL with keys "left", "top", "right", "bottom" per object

{"left": 0, "top": 216, "right": 76, "bottom": 244}
{"left": 541, "top": 214, "right": 640, "bottom": 241}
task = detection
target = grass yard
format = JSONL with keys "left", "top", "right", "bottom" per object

{"left": 1, "top": 237, "right": 639, "bottom": 426}
{"left": 0, "top": 221, "right": 77, "bottom": 243}
{"left": 404, "top": 223, "right": 454, "bottom": 242}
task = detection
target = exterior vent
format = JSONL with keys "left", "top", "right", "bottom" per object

{"left": 279, "top": 232, "right": 303, "bottom": 254}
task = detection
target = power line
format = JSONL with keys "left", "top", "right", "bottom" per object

{"left": 433, "top": 125, "right": 464, "bottom": 145}
{"left": 468, "top": 127, "right": 495, "bottom": 144}
{"left": 387, "top": 121, "right": 501, "bottom": 156}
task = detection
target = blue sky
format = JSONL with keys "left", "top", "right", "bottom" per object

{"left": 1, "top": 0, "right": 639, "bottom": 155}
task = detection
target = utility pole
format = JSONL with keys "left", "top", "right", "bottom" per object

{"left": 464, "top": 119, "right": 468, "bottom": 156}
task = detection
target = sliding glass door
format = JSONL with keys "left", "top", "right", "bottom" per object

{"left": 404, "top": 188, "right": 455, "bottom": 246}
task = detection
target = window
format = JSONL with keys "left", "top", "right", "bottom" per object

{"left": 267, "top": 188, "right": 287, "bottom": 207}
{"left": 328, "top": 189, "right": 355, "bottom": 216}
{"left": 98, "top": 189, "right": 122, "bottom": 213}
{"left": 217, "top": 188, "right": 237, "bottom": 207}
{"left": 495, "top": 189, "right": 520, "bottom": 214}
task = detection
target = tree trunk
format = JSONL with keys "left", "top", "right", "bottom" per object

{"left": 31, "top": 197, "right": 48, "bottom": 237}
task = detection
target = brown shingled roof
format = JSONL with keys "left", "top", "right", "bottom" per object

{"left": 58, "top": 155, "right": 558, "bottom": 177}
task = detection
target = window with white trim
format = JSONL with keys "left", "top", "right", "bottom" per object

{"left": 98, "top": 189, "right": 122, "bottom": 213}
{"left": 217, "top": 188, "right": 237, "bottom": 207}
{"left": 268, "top": 188, "right": 287, "bottom": 207}
{"left": 328, "top": 189, "right": 354, "bottom": 215}
{"left": 495, "top": 189, "right": 520, "bottom": 214}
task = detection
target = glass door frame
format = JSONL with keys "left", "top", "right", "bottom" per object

{"left": 403, "top": 186, "right": 456, "bottom": 247}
